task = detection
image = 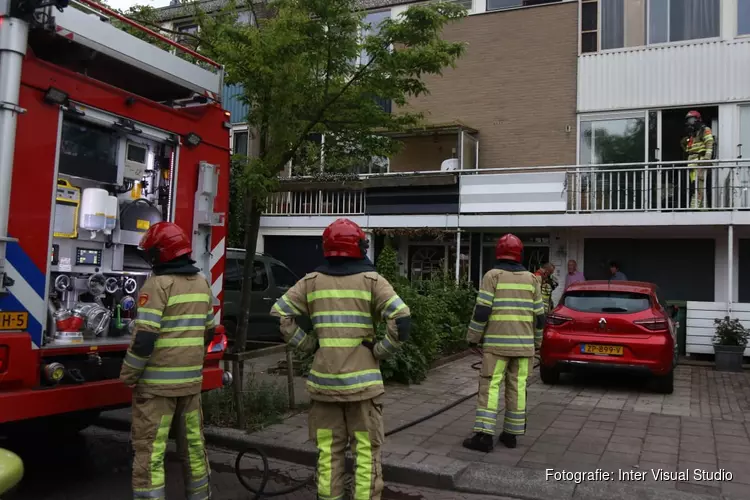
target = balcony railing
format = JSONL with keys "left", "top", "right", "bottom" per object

{"left": 265, "top": 190, "right": 365, "bottom": 216}
{"left": 262, "top": 159, "right": 750, "bottom": 216}
{"left": 566, "top": 160, "right": 750, "bottom": 212}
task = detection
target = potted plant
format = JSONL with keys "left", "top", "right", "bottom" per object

{"left": 713, "top": 316, "right": 749, "bottom": 372}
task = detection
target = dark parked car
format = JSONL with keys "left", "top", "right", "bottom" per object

{"left": 222, "top": 249, "right": 310, "bottom": 344}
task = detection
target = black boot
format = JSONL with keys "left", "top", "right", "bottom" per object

{"left": 499, "top": 432, "right": 517, "bottom": 449}
{"left": 462, "top": 432, "right": 494, "bottom": 452}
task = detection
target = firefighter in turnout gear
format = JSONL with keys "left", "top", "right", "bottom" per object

{"left": 270, "top": 218, "right": 411, "bottom": 500}
{"left": 463, "top": 234, "right": 545, "bottom": 453}
{"left": 120, "top": 222, "right": 215, "bottom": 500}
{"left": 681, "top": 110, "right": 715, "bottom": 209}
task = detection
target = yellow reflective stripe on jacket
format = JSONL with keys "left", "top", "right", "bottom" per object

{"left": 312, "top": 311, "right": 373, "bottom": 329}
{"left": 496, "top": 283, "right": 535, "bottom": 292}
{"left": 273, "top": 294, "right": 302, "bottom": 316}
{"left": 160, "top": 314, "right": 210, "bottom": 332}
{"left": 289, "top": 327, "right": 307, "bottom": 348}
{"left": 492, "top": 298, "right": 535, "bottom": 311}
{"left": 123, "top": 351, "right": 148, "bottom": 371}
{"left": 136, "top": 307, "right": 163, "bottom": 329}
{"left": 318, "top": 338, "right": 373, "bottom": 348}
{"left": 382, "top": 296, "right": 406, "bottom": 319}
{"left": 307, "top": 369, "right": 383, "bottom": 391}
{"left": 483, "top": 335, "right": 534, "bottom": 347}
{"left": 140, "top": 365, "right": 204, "bottom": 385}
{"left": 155, "top": 337, "right": 205, "bottom": 348}
{"left": 166, "top": 293, "right": 211, "bottom": 307}
{"left": 476, "top": 290, "right": 494, "bottom": 306}
{"left": 306, "top": 290, "right": 372, "bottom": 301}
{"left": 488, "top": 314, "right": 534, "bottom": 322}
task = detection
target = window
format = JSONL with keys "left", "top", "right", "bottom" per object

{"left": 175, "top": 23, "right": 199, "bottom": 48}
{"left": 360, "top": 10, "right": 390, "bottom": 65}
{"left": 251, "top": 261, "right": 269, "bottom": 291}
{"left": 595, "top": 0, "right": 719, "bottom": 51}
{"left": 224, "top": 258, "right": 242, "bottom": 290}
{"left": 487, "top": 0, "right": 560, "bottom": 12}
{"left": 271, "top": 264, "right": 298, "bottom": 289}
{"left": 579, "top": 116, "right": 646, "bottom": 165}
{"left": 232, "top": 130, "right": 249, "bottom": 156}
{"left": 740, "top": 0, "right": 750, "bottom": 36}
{"left": 581, "top": 0, "right": 599, "bottom": 53}
{"left": 237, "top": 10, "right": 254, "bottom": 25}
{"left": 354, "top": 156, "right": 389, "bottom": 175}
{"left": 224, "top": 259, "right": 268, "bottom": 291}
{"left": 59, "top": 119, "right": 119, "bottom": 184}
{"left": 562, "top": 291, "right": 651, "bottom": 313}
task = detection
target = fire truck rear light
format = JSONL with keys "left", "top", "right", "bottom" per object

{"left": 43, "top": 87, "right": 69, "bottom": 106}
{"left": 207, "top": 332, "right": 227, "bottom": 354}
{"left": 0, "top": 346, "right": 8, "bottom": 373}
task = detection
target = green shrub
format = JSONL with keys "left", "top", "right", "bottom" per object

{"left": 293, "top": 241, "right": 477, "bottom": 385}
{"left": 202, "top": 376, "right": 289, "bottom": 431}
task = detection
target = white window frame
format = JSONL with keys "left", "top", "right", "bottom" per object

{"left": 230, "top": 125, "right": 250, "bottom": 156}
{"left": 593, "top": 0, "right": 723, "bottom": 54}
{"left": 577, "top": 110, "right": 649, "bottom": 165}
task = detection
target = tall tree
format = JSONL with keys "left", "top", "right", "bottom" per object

{"left": 195, "top": 0, "right": 465, "bottom": 406}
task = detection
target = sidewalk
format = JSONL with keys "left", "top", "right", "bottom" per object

{"left": 100, "top": 355, "right": 750, "bottom": 500}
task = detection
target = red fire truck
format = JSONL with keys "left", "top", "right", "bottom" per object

{"left": 0, "top": 0, "right": 231, "bottom": 432}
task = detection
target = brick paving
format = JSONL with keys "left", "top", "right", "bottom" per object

{"left": 251, "top": 355, "right": 750, "bottom": 499}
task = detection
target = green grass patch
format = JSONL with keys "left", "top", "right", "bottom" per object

{"left": 202, "top": 377, "right": 289, "bottom": 431}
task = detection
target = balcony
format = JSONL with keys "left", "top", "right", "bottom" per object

{"left": 263, "top": 159, "right": 750, "bottom": 218}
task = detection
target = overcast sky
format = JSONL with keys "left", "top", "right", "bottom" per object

{"left": 107, "top": 0, "right": 172, "bottom": 12}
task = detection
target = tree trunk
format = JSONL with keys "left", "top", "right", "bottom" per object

{"left": 231, "top": 193, "right": 263, "bottom": 429}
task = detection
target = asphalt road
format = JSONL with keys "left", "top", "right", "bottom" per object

{"left": 0, "top": 426, "right": 511, "bottom": 500}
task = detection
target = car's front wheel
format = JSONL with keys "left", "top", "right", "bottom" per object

{"left": 540, "top": 365, "right": 560, "bottom": 385}
{"left": 653, "top": 369, "right": 674, "bottom": 394}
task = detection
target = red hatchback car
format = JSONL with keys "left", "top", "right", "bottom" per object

{"left": 539, "top": 281, "right": 679, "bottom": 394}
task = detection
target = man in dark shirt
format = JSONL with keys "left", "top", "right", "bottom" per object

{"left": 609, "top": 261, "right": 628, "bottom": 281}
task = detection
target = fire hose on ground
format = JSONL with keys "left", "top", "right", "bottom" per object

{"left": 233, "top": 356, "right": 541, "bottom": 499}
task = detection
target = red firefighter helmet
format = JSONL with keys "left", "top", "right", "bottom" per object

{"left": 138, "top": 222, "right": 192, "bottom": 264}
{"left": 322, "top": 218, "right": 368, "bottom": 258}
{"left": 686, "top": 110, "right": 702, "bottom": 121}
{"left": 495, "top": 233, "right": 524, "bottom": 263}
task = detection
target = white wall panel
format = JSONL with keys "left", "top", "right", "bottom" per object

{"left": 578, "top": 39, "right": 750, "bottom": 112}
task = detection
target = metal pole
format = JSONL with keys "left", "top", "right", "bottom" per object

{"left": 454, "top": 230, "right": 461, "bottom": 283}
{"left": 0, "top": 14, "right": 29, "bottom": 293}
{"left": 285, "top": 348, "right": 296, "bottom": 410}
{"left": 728, "top": 224, "right": 734, "bottom": 314}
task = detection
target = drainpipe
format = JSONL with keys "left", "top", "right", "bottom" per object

{"left": 0, "top": 11, "right": 29, "bottom": 293}
{"left": 728, "top": 224, "right": 734, "bottom": 315}
{"left": 454, "top": 229, "right": 461, "bottom": 284}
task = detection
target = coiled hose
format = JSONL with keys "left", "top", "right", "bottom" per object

{"left": 234, "top": 357, "right": 540, "bottom": 499}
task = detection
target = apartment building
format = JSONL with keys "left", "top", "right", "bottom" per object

{"left": 157, "top": 0, "right": 750, "bottom": 356}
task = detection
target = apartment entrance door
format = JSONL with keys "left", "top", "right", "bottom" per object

{"left": 648, "top": 106, "right": 719, "bottom": 210}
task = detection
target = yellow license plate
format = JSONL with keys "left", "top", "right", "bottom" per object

{"left": 0, "top": 312, "right": 28, "bottom": 331}
{"left": 582, "top": 344, "right": 623, "bottom": 356}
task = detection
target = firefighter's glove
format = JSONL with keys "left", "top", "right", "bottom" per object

{"left": 362, "top": 340, "right": 375, "bottom": 353}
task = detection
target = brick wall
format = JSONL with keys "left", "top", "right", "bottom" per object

{"left": 398, "top": 2, "right": 579, "bottom": 170}
{"left": 390, "top": 135, "right": 459, "bottom": 172}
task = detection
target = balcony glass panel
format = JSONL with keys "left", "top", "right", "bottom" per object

{"left": 740, "top": 0, "right": 750, "bottom": 36}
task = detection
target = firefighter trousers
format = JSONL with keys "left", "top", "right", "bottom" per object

{"left": 690, "top": 167, "right": 706, "bottom": 209}
{"left": 309, "top": 397, "right": 384, "bottom": 500}
{"left": 473, "top": 354, "right": 532, "bottom": 436}
{"left": 131, "top": 392, "right": 210, "bottom": 500}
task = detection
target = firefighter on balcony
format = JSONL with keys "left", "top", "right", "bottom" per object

{"left": 270, "top": 218, "right": 411, "bottom": 500}
{"left": 463, "top": 234, "right": 545, "bottom": 453}
{"left": 681, "top": 110, "right": 715, "bottom": 209}
{"left": 120, "top": 222, "right": 215, "bottom": 500}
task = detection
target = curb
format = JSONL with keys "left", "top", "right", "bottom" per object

{"left": 96, "top": 413, "right": 730, "bottom": 500}
{"left": 96, "top": 413, "right": 470, "bottom": 491}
